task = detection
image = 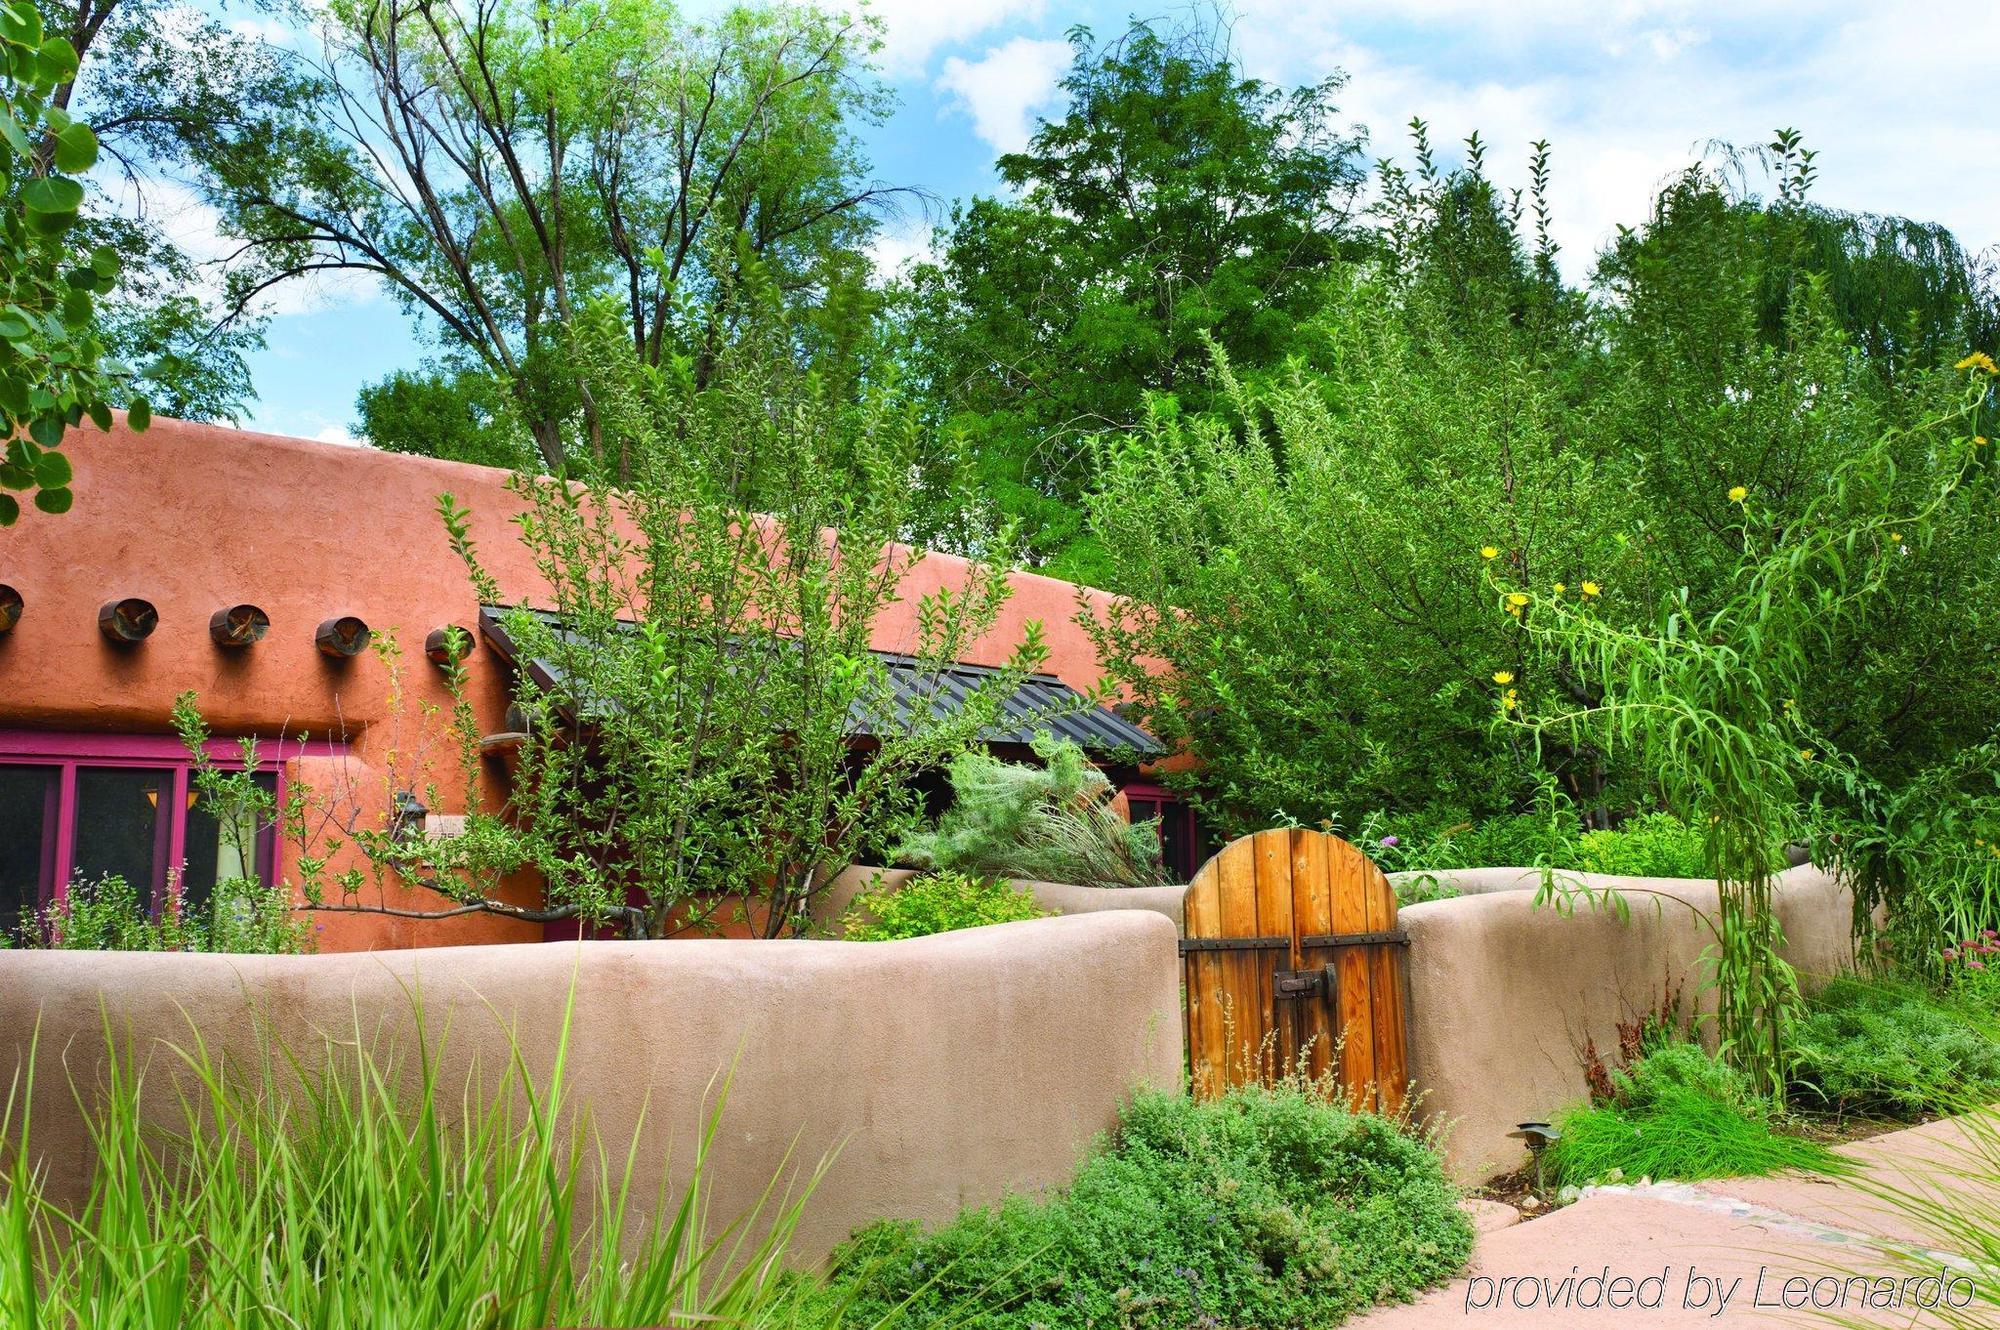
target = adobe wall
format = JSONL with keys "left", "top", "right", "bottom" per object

{"left": 1399, "top": 864, "right": 1857, "bottom": 1183}
{"left": 0, "top": 911, "right": 1185, "bottom": 1265}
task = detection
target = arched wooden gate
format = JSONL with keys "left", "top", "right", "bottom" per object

{"left": 1181, "top": 828, "right": 1409, "bottom": 1110}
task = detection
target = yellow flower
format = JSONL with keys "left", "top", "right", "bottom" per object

{"left": 1728, "top": 485, "right": 1748, "bottom": 503}
{"left": 1955, "top": 352, "right": 1998, "bottom": 374}
{"left": 1501, "top": 691, "right": 1519, "bottom": 711}
{"left": 1553, "top": 582, "right": 1567, "bottom": 595}
{"left": 1977, "top": 437, "right": 1991, "bottom": 448}
{"left": 1889, "top": 532, "right": 1903, "bottom": 543}
{"left": 1581, "top": 580, "right": 1601, "bottom": 598}
{"left": 1506, "top": 592, "right": 1530, "bottom": 607}
{"left": 1492, "top": 670, "right": 1514, "bottom": 685}
{"left": 1799, "top": 748, "right": 1815, "bottom": 762}
{"left": 1480, "top": 545, "right": 1499, "bottom": 560}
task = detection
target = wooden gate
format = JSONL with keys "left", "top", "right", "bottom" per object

{"left": 1181, "top": 828, "right": 1409, "bottom": 1110}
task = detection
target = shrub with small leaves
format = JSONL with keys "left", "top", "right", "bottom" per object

{"left": 840, "top": 871, "right": 1050, "bottom": 941}
{"left": 815, "top": 1082, "right": 1472, "bottom": 1328}
{"left": 1790, "top": 977, "right": 2000, "bottom": 1119}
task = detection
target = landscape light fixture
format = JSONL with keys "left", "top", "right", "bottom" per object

{"left": 1512, "top": 1120, "right": 1561, "bottom": 1196}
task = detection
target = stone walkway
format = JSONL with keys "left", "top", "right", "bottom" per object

{"left": 1357, "top": 1118, "right": 1995, "bottom": 1327}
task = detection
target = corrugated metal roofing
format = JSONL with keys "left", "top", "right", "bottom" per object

{"left": 477, "top": 605, "right": 1162, "bottom": 758}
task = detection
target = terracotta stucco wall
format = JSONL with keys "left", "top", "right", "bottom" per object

{"left": 1400, "top": 863, "right": 1857, "bottom": 1183}
{"left": 0, "top": 912, "right": 1185, "bottom": 1265}
{"left": 0, "top": 416, "right": 1126, "bottom": 949}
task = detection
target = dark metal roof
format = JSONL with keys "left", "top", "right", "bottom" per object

{"left": 476, "top": 605, "right": 1162, "bottom": 758}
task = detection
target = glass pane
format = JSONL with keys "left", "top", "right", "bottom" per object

{"left": 73, "top": 767, "right": 172, "bottom": 909}
{"left": 0, "top": 766, "right": 57, "bottom": 937}
{"left": 1160, "top": 804, "right": 1194, "bottom": 882}
{"left": 182, "top": 772, "right": 277, "bottom": 918}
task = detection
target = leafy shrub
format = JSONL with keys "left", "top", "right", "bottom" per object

{"left": 1570, "top": 813, "right": 1709, "bottom": 878}
{"left": 896, "top": 732, "right": 1171, "bottom": 887}
{"left": 1551, "top": 1042, "right": 1841, "bottom": 1186}
{"left": 841, "top": 871, "right": 1050, "bottom": 941}
{"left": 1368, "top": 807, "right": 1710, "bottom": 879}
{"left": 1790, "top": 977, "right": 2000, "bottom": 1119}
{"left": 1364, "top": 804, "right": 1569, "bottom": 874}
{"left": 816, "top": 1083, "right": 1472, "bottom": 1328}
{"left": 25, "top": 871, "right": 310, "bottom": 954}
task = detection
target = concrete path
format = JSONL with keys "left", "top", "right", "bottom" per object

{"left": 1357, "top": 1118, "right": 1995, "bottom": 1327}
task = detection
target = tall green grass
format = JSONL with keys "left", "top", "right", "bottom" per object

{"left": 0, "top": 993, "right": 888, "bottom": 1330}
{"left": 1549, "top": 1043, "right": 1846, "bottom": 1187}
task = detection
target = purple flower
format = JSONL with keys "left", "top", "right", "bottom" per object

{"left": 1971, "top": 960, "right": 1987, "bottom": 972}
{"left": 1380, "top": 835, "right": 1400, "bottom": 848}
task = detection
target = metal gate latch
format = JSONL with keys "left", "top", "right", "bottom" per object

{"left": 1273, "top": 969, "right": 1324, "bottom": 998}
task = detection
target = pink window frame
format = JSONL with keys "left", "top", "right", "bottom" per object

{"left": 1121, "top": 780, "right": 1205, "bottom": 880}
{"left": 0, "top": 729, "right": 335, "bottom": 911}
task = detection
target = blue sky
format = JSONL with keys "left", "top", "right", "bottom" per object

{"left": 238, "top": 1, "right": 1995, "bottom": 443}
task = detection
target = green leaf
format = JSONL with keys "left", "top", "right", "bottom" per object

{"left": 21, "top": 175, "right": 82, "bottom": 214}
{"left": 0, "top": 311, "right": 30, "bottom": 340}
{"left": 126, "top": 396, "right": 151, "bottom": 431}
{"left": 32, "top": 485, "right": 69, "bottom": 513}
{"left": 86, "top": 400, "right": 110, "bottom": 431}
{"left": 89, "top": 245, "right": 118, "bottom": 279}
{"left": 32, "top": 448, "right": 68, "bottom": 487}
{"left": 27, "top": 412, "right": 62, "bottom": 447}
{"left": 0, "top": 109, "right": 29, "bottom": 157}
{"left": 0, "top": 461, "right": 29, "bottom": 489}
{"left": 51, "top": 122, "right": 94, "bottom": 173}
{"left": 34, "top": 38, "right": 75, "bottom": 83}
{"left": 0, "top": 3, "right": 44, "bottom": 50}
{"left": 0, "top": 493, "right": 17, "bottom": 525}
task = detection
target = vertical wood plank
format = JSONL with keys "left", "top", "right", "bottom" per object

{"left": 1182, "top": 859, "right": 1224, "bottom": 1098}
{"left": 1252, "top": 829, "right": 1295, "bottom": 1083}
{"left": 1328, "top": 837, "right": 1377, "bottom": 1109}
{"left": 1289, "top": 829, "right": 1335, "bottom": 1083}
{"left": 1363, "top": 859, "right": 1409, "bottom": 1112}
{"left": 1215, "top": 836, "right": 1264, "bottom": 1090}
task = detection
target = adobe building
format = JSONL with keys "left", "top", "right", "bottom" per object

{"left": 0, "top": 416, "right": 1195, "bottom": 950}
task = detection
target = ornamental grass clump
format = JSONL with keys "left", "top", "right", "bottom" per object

{"left": 1549, "top": 1041, "right": 1844, "bottom": 1188}
{"left": 815, "top": 1081, "right": 1472, "bottom": 1328}
{"left": 0, "top": 997, "right": 876, "bottom": 1330}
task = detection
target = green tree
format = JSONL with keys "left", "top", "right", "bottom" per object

{"left": 310, "top": 278, "right": 1064, "bottom": 939}
{"left": 31, "top": 0, "right": 300, "bottom": 420}
{"left": 900, "top": 14, "right": 1368, "bottom": 581}
{"left": 355, "top": 362, "right": 533, "bottom": 469}
{"left": 196, "top": 0, "right": 894, "bottom": 474}
{"left": 0, "top": 0, "right": 146, "bottom": 525}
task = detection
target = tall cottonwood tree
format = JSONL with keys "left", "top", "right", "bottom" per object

{"left": 203, "top": 0, "right": 896, "bottom": 473}
{"left": 899, "top": 13, "right": 1368, "bottom": 581}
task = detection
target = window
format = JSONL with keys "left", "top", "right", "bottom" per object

{"left": 1122, "top": 783, "right": 1210, "bottom": 883}
{"left": 0, "top": 732, "right": 289, "bottom": 933}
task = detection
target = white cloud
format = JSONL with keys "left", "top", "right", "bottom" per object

{"left": 313, "top": 424, "right": 364, "bottom": 446}
{"left": 831, "top": 0, "right": 1047, "bottom": 76}
{"left": 866, "top": 218, "right": 938, "bottom": 280}
{"left": 935, "top": 36, "right": 1073, "bottom": 156}
{"left": 1228, "top": 1, "right": 2000, "bottom": 282}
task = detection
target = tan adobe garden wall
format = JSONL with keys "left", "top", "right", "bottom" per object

{"left": 1401, "top": 863, "right": 1857, "bottom": 1183}
{"left": 0, "top": 912, "right": 1184, "bottom": 1265}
